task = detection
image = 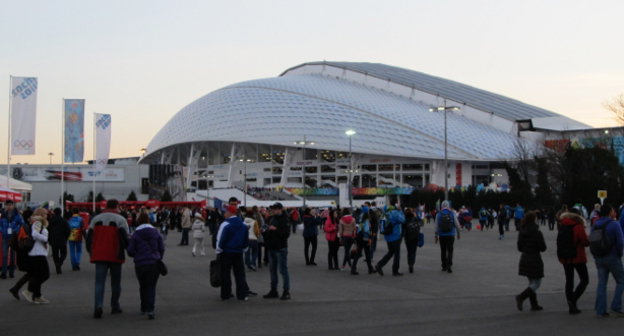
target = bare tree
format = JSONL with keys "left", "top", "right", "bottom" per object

{"left": 605, "top": 93, "right": 624, "bottom": 125}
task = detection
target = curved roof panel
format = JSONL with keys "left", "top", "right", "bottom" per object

{"left": 282, "top": 61, "right": 566, "bottom": 122}
{"left": 145, "top": 72, "right": 525, "bottom": 162}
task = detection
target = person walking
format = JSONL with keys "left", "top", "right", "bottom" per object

{"left": 47, "top": 208, "right": 70, "bottom": 274}
{"left": 67, "top": 208, "right": 85, "bottom": 271}
{"left": 324, "top": 208, "right": 340, "bottom": 271}
{"left": 1, "top": 200, "right": 25, "bottom": 279}
{"left": 590, "top": 204, "right": 624, "bottom": 318}
{"left": 515, "top": 211, "right": 547, "bottom": 312}
{"left": 178, "top": 207, "right": 191, "bottom": 246}
{"left": 302, "top": 208, "right": 319, "bottom": 266}
{"left": 191, "top": 213, "right": 206, "bottom": 257}
{"left": 8, "top": 209, "right": 32, "bottom": 300}
{"left": 339, "top": 208, "right": 356, "bottom": 269}
{"left": 351, "top": 208, "right": 374, "bottom": 275}
{"left": 244, "top": 210, "right": 260, "bottom": 271}
{"left": 375, "top": 205, "right": 405, "bottom": 276}
{"left": 127, "top": 212, "right": 165, "bottom": 320}
{"left": 263, "top": 202, "right": 291, "bottom": 300}
{"left": 497, "top": 204, "right": 507, "bottom": 240}
{"left": 22, "top": 208, "right": 51, "bottom": 304}
{"left": 216, "top": 205, "right": 250, "bottom": 301}
{"left": 86, "top": 199, "right": 130, "bottom": 319}
{"left": 435, "top": 201, "right": 461, "bottom": 273}
{"left": 403, "top": 208, "right": 421, "bottom": 274}
{"left": 557, "top": 209, "right": 590, "bottom": 314}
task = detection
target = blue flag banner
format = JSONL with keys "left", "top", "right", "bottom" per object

{"left": 64, "top": 99, "right": 85, "bottom": 162}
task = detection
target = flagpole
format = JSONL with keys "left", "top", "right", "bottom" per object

{"left": 7, "top": 76, "right": 12, "bottom": 189}
{"left": 61, "top": 98, "right": 65, "bottom": 217}
{"left": 92, "top": 112, "right": 96, "bottom": 213}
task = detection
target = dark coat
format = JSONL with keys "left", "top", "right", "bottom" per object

{"left": 263, "top": 213, "right": 290, "bottom": 250}
{"left": 47, "top": 214, "right": 70, "bottom": 247}
{"left": 517, "top": 223, "right": 547, "bottom": 278}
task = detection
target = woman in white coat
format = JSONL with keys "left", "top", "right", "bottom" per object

{"left": 191, "top": 213, "right": 206, "bottom": 257}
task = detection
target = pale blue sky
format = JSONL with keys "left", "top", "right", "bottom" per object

{"left": 1, "top": 0, "right": 623, "bottom": 163}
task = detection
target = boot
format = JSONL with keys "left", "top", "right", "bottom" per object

{"left": 515, "top": 288, "right": 531, "bottom": 311}
{"left": 567, "top": 299, "right": 581, "bottom": 315}
{"left": 529, "top": 289, "right": 543, "bottom": 311}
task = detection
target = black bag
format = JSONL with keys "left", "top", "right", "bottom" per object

{"left": 439, "top": 212, "right": 453, "bottom": 233}
{"left": 405, "top": 219, "right": 420, "bottom": 241}
{"left": 210, "top": 258, "right": 221, "bottom": 288}
{"left": 556, "top": 225, "right": 577, "bottom": 259}
{"left": 589, "top": 222, "right": 613, "bottom": 257}
{"left": 157, "top": 260, "right": 168, "bottom": 276}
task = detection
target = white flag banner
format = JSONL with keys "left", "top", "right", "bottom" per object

{"left": 94, "top": 113, "right": 111, "bottom": 173}
{"left": 10, "top": 77, "right": 38, "bottom": 155}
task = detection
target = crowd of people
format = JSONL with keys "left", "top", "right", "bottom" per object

{"left": 2, "top": 197, "right": 624, "bottom": 319}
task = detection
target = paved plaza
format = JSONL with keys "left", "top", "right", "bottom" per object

{"left": 1, "top": 222, "right": 622, "bottom": 335}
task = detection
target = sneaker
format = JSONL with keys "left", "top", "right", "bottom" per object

{"left": 147, "top": 312, "right": 155, "bottom": 320}
{"left": 280, "top": 291, "right": 291, "bottom": 301}
{"left": 93, "top": 308, "right": 103, "bottom": 319}
{"left": 392, "top": 272, "right": 404, "bottom": 276}
{"left": 375, "top": 265, "right": 384, "bottom": 276}
{"left": 447, "top": 268, "right": 453, "bottom": 273}
{"left": 263, "top": 290, "right": 279, "bottom": 299}
{"left": 9, "top": 288, "right": 20, "bottom": 300}
{"left": 111, "top": 307, "right": 123, "bottom": 314}
{"left": 21, "top": 290, "right": 33, "bottom": 303}
{"left": 310, "top": 262, "right": 317, "bottom": 266}
{"left": 33, "top": 296, "right": 50, "bottom": 304}
{"left": 247, "top": 291, "right": 258, "bottom": 297}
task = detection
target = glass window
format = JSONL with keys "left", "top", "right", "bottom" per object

{"left": 321, "top": 165, "right": 335, "bottom": 173}
{"left": 362, "top": 164, "right": 376, "bottom": 172}
{"left": 402, "top": 164, "right": 423, "bottom": 171}
{"left": 379, "top": 164, "right": 394, "bottom": 172}
{"left": 403, "top": 175, "right": 424, "bottom": 187}
{"left": 305, "top": 166, "right": 317, "bottom": 174}
{"left": 272, "top": 167, "right": 282, "bottom": 174}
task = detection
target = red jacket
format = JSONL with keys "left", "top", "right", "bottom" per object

{"left": 559, "top": 213, "right": 589, "bottom": 264}
{"left": 324, "top": 217, "right": 338, "bottom": 242}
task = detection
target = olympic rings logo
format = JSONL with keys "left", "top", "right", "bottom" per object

{"left": 13, "top": 139, "right": 34, "bottom": 150}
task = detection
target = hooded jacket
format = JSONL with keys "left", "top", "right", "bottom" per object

{"left": 558, "top": 212, "right": 589, "bottom": 264}
{"left": 517, "top": 223, "right": 547, "bottom": 278}
{"left": 592, "top": 216, "right": 624, "bottom": 258}
{"left": 127, "top": 224, "right": 164, "bottom": 267}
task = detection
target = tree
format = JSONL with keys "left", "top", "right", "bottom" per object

{"left": 127, "top": 190, "right": 138, "bottom": 201}
{"left": 95, "top": 192, "right": 106, "bottom": 202}
{"left": 605, "top": 93, "right": 624, "bottom": 125}
{"left": 87, "top": 191, "right": 94, "bottom": 202}
{"left": 161, "top": 190, "right": 172, "bottom": 202}
{"left": 61, "top": 192, "right": 74, "bottom": 205}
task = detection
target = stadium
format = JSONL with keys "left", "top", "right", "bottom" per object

{"left": 140, "top": 61, "right": 593, "bottom": 206}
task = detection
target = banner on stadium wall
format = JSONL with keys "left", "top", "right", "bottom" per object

{"left": 352, "top": 187, "right": 415, "bottom": 196}
{"left": 287, "top": 188, "right": 339, "bottom": 196}
{"left": 10, "top": 77, "right": 38, "bottom": 155}
{"left": 94, "top": 113, "right": 111, "bottom": 172}
{"left": 64, "top": 99, "right": 85, "bottom": 162}
{"left": 8, "top": 166, "right": 124, "bottom": 182}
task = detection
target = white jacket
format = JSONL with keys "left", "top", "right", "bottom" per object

{"left": 191, "top": 219, "right": 205, "bottom": 239}
{"left": 29, "top": 220, "right": 49, "bottom": 257}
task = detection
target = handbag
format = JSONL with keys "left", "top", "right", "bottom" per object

{"left": 157, "top": 260, "right": 168, "bottom": 276}
{"left": 210, "top": 258, "right": 221, "bottom": 288}
{"left": 418, "top": 232, "right": 424, "bottom": 248}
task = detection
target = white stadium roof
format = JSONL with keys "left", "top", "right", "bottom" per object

{"left": 143, "top": 62, "right": 590, "bottom": 163}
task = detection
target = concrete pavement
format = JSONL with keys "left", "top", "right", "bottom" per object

{"left": 1, "top": 222, "right": 622, "bottom": 335}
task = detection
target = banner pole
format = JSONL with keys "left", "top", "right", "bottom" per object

{"left": 92, "top": 112, "right": 96, "bottom": 213}
{"left": 7, "top": 76, "right": 12, "bottom": 189}
{"left": 61, "top": 98, "right": 65, "bottom": 216}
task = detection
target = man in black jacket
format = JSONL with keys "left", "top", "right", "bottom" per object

{"left": 262, "top": 203, "right": 291, "bottom": 300}
{"left": 48, "top": 208, "right": 70, "bottom": 274}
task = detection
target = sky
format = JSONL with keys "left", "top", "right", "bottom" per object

{"left": 1, "top": 0, "right": 623, "bottom": 164}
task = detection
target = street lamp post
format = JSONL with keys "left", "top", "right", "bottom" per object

{"left": 429, "top": 100, "right": 460, "bottom": 201}
{"left": 48, "top": 152, "right": 54, "bottom": 165}
{"left": 239, "top": 154, "right": 251, "bottom": 207}
{"left": 345, "top": 129, "right": 356, "bottom": 208}
{"left": 294, "top": 135, "right": 315, "bottom": 208}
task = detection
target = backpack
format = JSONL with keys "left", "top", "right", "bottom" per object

{"left": 589, "top": 222, "right": 613, "bottom": 257}
{"left": 439, "top": 211, "right": 453, "bottom": 233}
{"left": 9, "top": 224, "right": 34, "bottom": 252}
{"left": 383, "top": 210, "right": 405, "bottom": 235}
{"left": 405, "top": 218, "right": 420, "bottom": 240}
{"left": 556, "top": 225, "right": 577, "bottom": 259}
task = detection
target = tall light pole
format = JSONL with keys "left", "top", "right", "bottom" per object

{"left": 429, "top": 100, "right": 460, "bottom": 201}
{"left": 48, "top": 152, "right": 54, "bottom": 165}
{"left": 294, "top": 135, "right": 315, "bottom": 208}
{"left": 239, "top": 155, "right": 252, "bottom": 207}
{"left": 345, "top": 129, "right": 356, "bottom": 208}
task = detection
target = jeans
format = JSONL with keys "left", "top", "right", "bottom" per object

{"left": 68, "top": 241, "right": 82, "bottom": 268}
{"left": 370, "top": 234, "right": 378, "bottom": 259}
{"left": 220, "top": 252, "right": 247, "bottom": 300}
{"left": 594, "top": 254, "right": 624, "bottom": 315}
{"left": 303, "top": 235, "right": 317, "bottom": 264}
{"left": 405, "top": 238, "right": 418, "bottom": 267}
{"left": 528, "top": 278, "right": 542, "bottom": 291}
{"left": 377, "top": 240, "right": 401, "bottom": 274}
{"left": 180, "top": 228, "right": 190, "bottom": 245}
{"left": 245, "top": 240, "right": 258, "bottom": 268}
{"left": 50, "top": 243, "right": 68, "bottom": 270}
{"left": 269, "top": 248, "right": 290, "bottom": 291}
{"left": 498, "top": 221, "right": 505, "bottom": 237}
{"left": 1, "top": 237, "right": 16, "bottom": 276}
{"left": 352, "top": 239, "right": 373, "bottom": 273}
{"left": 563, "top": 263, "right": 589, "bottom": 303}
{"left": 341, "top": 237, "right": 354, "bottom": 267}
{"left": 135, "top": 263, "right": 160, "bottom": 313}
{"left": 27, "top": 256, "right": 49, "bottom": 299}
{"left": 439, "top": 236, "right": 455, "bottom": 269}
{"left": 94, "top": 262, "right": 122, "bottom": 310}
{"left": 327, "top": 240, "right": 340, "bottom": 269}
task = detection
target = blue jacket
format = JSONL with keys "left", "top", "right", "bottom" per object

{"left": 217, "top": 216, "right": 249, "bottom": 254}
{"left": 302, "top": 215, "right": 319, "bottom": 237}
{"left": 357, "top": 219, "right": 371, "bottom": 241}
{"left": 382, "top": 210, "right": 403, "bottom": 242}
{"left": 514, "top": 206, "right": 525, "bottom": 220}
{"left": 0, "top": 209, "right": 24, "bottom": 239}
{"left": 593, "top": 217, "right": 624, "bottom": 258}
{"left": 436, "top": 209, "right": 458, "bottom": 237}
{"left": 127, "top": 224, "right": 165, "bottom": 267}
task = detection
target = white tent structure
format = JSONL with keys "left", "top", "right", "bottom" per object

{"left": 0, "top": 174, "right": 32, "bottom": 192}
